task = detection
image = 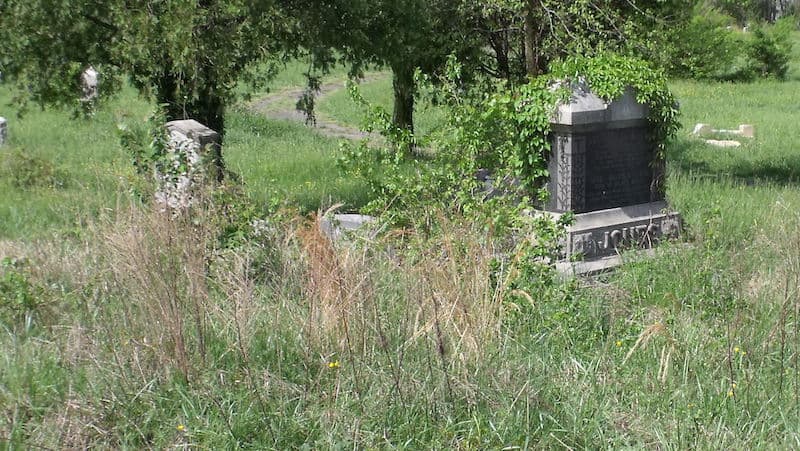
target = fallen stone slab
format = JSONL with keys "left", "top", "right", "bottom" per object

{"left": 704, "top": 139, "right": 741, "bottom": 148}
{"left": 319, "top": 214, "right": 380, "bottom": 241}
{"left": 692, "top": 123, "right": 754, "bottom": 138}
{"left": 0, "top": 117, "right": 6, "bottom": 146}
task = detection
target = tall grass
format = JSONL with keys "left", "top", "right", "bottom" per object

{"left": 4, "top": 189, "right": 800, "bottom": 447}
{"left": 4, "top": 34, "right": 800, "bottom": 449}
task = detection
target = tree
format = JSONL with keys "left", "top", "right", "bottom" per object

{"left": 711, "top": 0, "right": 798, "bottom": 24}
{"left": 0, "top": 0, "right": 291, "bottom": 152}
{"left": 290, "top": 0, "right": 476, "bottom": 140}
{"left": 460, "top": 0, "right": 694, "bottom": 84}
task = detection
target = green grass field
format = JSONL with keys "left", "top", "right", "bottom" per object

{"left": 4, "top": 36, "right": 800, "bottom": 448}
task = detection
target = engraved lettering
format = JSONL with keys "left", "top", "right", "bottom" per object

{"left": 610, "top": 230, "right": 622, "bottom": 248}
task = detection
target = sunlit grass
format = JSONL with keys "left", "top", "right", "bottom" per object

{"left": 317, "top": 75, "right": 447, "bottom": 138}
{"left": 225, "top": 108, "right": 369, "bottom": 213}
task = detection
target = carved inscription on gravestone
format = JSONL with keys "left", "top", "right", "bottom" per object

{"left": 569, "top": 213, "right": 681, "bottom": 259}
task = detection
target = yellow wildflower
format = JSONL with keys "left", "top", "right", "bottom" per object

{"left": 328, "top": 360, "right": 340, "bottom": 369}
{"left": 615, "top": 340, "right": 622, "bottom": 347}
{"left": 176, "top": 424, "right": 186, "bottom": 432}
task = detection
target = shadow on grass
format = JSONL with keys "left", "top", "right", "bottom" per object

{"left": 668, "top": 137, "right": 800, "bottom": 187}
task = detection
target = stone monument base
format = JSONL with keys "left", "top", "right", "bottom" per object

{"left": 552, "top": 201, "right": 682, "bottom": 275}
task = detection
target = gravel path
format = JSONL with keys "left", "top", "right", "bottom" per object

{"left": 249, "top": 73, "right": 388, "bottom": 141}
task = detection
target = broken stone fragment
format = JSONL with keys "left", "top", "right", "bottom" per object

{"left": 704, "top": 139, "right": 741, "bottom": 148}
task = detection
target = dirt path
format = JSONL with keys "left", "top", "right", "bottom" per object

{"left": 249, "top": 73, "right": 389, "bottom": 141}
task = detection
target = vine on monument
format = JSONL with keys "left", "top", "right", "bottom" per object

{"left": 338, "top": 52, "right": 679, "bottom": 311}
{"left": 339, "top": 52, "right": 678, "bottom": 230}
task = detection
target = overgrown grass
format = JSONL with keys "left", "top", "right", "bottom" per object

{"left": 0, "top": 86, "right": 150, "bottom": 239}
{"left": 5, "top": 37, "right": 800, "bottom": 448}
{"left": 0, "top": 62, "right": 369, "bottom": 238}
{"left": 225, "top": 108, "right": 370, "bottom": 212}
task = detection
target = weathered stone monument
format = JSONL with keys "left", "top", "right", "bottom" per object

{"left": 0, "top": 117, "right": 6, "bottom": 147}
{"left": 155, "top": 119, "right": 220, "bottom": 210}
{"left": 546, "top": 83, "right": 681, "bottom": 273}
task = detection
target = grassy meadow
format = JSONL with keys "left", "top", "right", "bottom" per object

{"left": 3, "top": 37, "right": 800, "bottom": 448}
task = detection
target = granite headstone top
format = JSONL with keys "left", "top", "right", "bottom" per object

{"left": 546, "top": 84, "right": 658, "bottom": 214}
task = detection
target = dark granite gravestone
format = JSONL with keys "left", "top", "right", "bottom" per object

{"left": 545, "top": 83, "right": 682, "bottom": 272}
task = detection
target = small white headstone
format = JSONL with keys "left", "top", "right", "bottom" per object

{"left": 81, "top": 66, "right": 98, "bottom": 101}
{"left": 0, "top": 117, "right": 7, "bottom": 147}
{"left": 692, "top": 123, "right": 713, "bottom": 136}
{"left": 738, "top": 124, "right": 755, "bottom": 138}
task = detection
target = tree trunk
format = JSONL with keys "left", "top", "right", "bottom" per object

{"left": 189, "top": 87, "right": 225, "bottom": 181}
{"left": 391, "top": 65, "right": 415, "bottom": 154}
{"left": 523, "top": 1, "right": 541, "bottom": 78}
{"left": 155, "top": 73, "right": 226, "bottom": 181}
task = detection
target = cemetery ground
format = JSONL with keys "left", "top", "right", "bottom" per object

{"left": 4, "top": 42, "right": 800, "bottom": 447}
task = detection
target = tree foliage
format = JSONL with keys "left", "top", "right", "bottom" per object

{"left": 710, "top": 0, "right": 799, "bottom": 24}
{"left": 290, "top": 0, "right": 475, "bottom": 138}
{"left": 0, "top": 0, "right": 291, "bottom": 144}
{"left": 459, "top": 0, "right": 695, "bottom": 85}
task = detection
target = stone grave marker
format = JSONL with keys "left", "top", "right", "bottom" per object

{"left": 155, "top": 119, "right": 220, "bottom": 210}
{"left": 80, "top": 66, "right": 98, "bottom": 102}
{"left": 545, "top": 82, "right": 682, "bottom": 273}
{"left": 0, "top": 117, "right": 6, "bottom": 147}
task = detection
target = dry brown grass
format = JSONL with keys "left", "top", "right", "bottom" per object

{"left": 292, "top": 210, "right": 508, "bottom": 373}
{"left": 402, "top": 219, "right": 507, "bottom": 363}
{"left": 103, "top": 204, "right": 213, "bottom": 381}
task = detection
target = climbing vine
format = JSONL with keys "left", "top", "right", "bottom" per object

{"left": 338, "top": 52, "right": 679, "bottom": 311}
{"left": 550, "top": 52, "right": 680, "bottom": 163}
{"left": 339, "top": 52, "right": 679, "bottom": 231}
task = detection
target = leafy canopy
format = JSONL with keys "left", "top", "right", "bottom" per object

{"left": 0, "top": 0, "right": 290, "bottom": 137}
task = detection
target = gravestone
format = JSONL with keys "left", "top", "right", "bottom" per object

{"left": 155, "top": 119, "right": 220, "bottom": 210}
{"left": 545, "top": 82, "right": 681, "bottom": 273}
{"left": 0, "top": 117, "right": 6, "bottom": 147}
{"left": 320, "top": 213, "right": 379, "bottom": 241}
{"left": 80, "top": 66, "right": 98, "bottom": 102}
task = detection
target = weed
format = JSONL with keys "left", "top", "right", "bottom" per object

{"left": 0, "top": 149, "right": 68, "bottom": 189}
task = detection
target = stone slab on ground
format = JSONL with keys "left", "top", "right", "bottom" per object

{"left": 319, "top": 214, "right": 379, "bottom": 241}
{"left": 555, "top": 252, "right": 649, "bottom": 277}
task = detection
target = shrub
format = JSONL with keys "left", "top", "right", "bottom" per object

{"left": 746, "top": 17, "right": 794, "bottom": 79}
{"left": 662, "top": 9, "right": 740, "bottom": 79}
{"left": 0, "top": 257, "right": 48, "bottom": 331}
{"left": 0, "top": 149, "right": 68, "bottom": 189}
